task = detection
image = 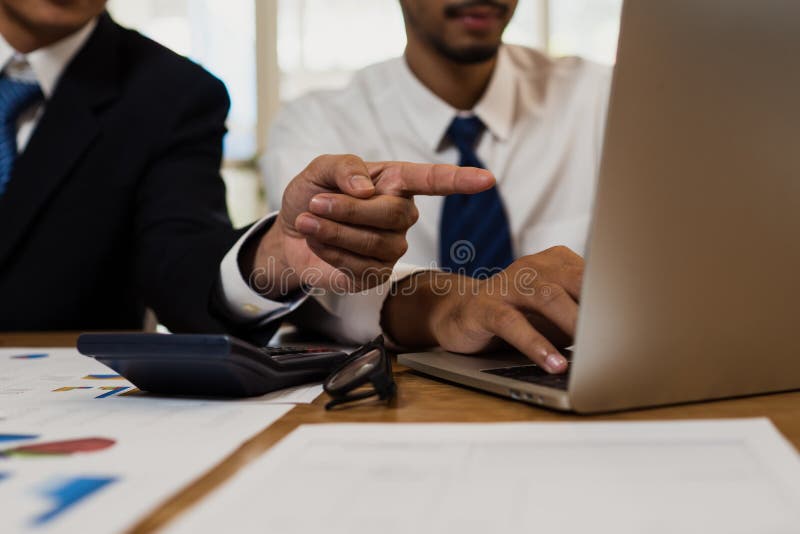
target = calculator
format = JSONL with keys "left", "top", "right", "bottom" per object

{"left": 77, "top": 333, "right": 349, "bottom": 397}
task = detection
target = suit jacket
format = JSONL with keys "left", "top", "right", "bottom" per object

{"left": 0, "top": 13, "right": 246, "bottom": 332}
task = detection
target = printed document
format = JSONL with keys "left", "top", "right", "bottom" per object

{"left": 0, "top": 347, "right": 297, "bottom": 533}
{"left": 166, "top": 419, "right": 800, "bottom": 534}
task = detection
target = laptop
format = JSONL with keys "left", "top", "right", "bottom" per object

{"left": 399, "top": 0, "right": 800, "bottom": 413}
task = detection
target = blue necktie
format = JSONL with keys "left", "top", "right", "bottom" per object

{"left": 0, "top": 75, "right": 43, "bottom": 196}
{"left": 439, "top": 116, "right": 514, "bottom": 277}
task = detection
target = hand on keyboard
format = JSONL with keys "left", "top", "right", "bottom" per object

{"left": 385, "top": 247, "right": 583, "bottom": 374}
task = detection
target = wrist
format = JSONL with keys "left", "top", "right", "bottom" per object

{"left": 383, "top": 271, "right": 460, "bottom": 347}
{"left": 246, "top": 224, "right": 302, "bottom": 300}
{"left": 424, "top": 273, "right": 466, "bottom": 344}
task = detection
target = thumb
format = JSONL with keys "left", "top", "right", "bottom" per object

{"left": 306, "top": 154, "right": 375, "bottom": 199}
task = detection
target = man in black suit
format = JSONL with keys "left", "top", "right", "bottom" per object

{"left": 0, "top": 0, "right": 493, "bottom": 334}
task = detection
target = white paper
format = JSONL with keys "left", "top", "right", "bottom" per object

{"left": 0, "top": 347, "right": 298, "bottom": 533}
{"left": 0, "top": 347, "right": 324, "bottom": 407}
{"left": 0, "top": 404, "right": 292, "bottom": 534}
{"left": 243, "top": 383, "right": 323, "bottom": 404}
{"left": 166, "top": 419, "right": 800, "bottom": 534}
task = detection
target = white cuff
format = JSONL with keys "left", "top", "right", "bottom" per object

{"left": 309, "top": 263, "right": 427, "bottom": 346}
{"left": 218, "top": 213, "right": 308, "bottom": 325}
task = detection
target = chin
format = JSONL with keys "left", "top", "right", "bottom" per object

{"left": 439, "top": 43, "right": 501, "bottom": 64}
{"left": 5, "top": 0, "right": 100, "bottom": 33}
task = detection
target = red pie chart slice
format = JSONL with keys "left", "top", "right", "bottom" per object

{"left": 3, "top": 438, "right": 115, "bottom": 457}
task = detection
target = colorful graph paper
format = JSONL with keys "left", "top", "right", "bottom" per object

{"left": 10, "top": 353, "right": 48, "bottom": 359}
{"left": 2, "top": 438, "right": 115, "bottom": 458}
{"left": 0, "top": 434, "right": 38, "bottom": 443}
{"left": 34, "top": 476, "right": 118, "bottom": 526}
{"left": 83, "top": 374, "right": 123, "bottom": 380}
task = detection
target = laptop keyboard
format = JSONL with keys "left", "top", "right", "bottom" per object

{"left": 483, "top": 365, "right": 571, "bottom": 391}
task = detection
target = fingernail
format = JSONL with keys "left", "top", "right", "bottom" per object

{"left": 545, "top": 354, "right": 568, "bottom": 372}
{"left": 309, "top": 196, "right": 333, "bottom": 215}
{"left": 476, "top": 171, "right": 495, "bottom": 188}
{"left": 296, "top": 215, "right": 320, "bottom": 235}
{"left": 350, "top": 175, "right": 374, "bottom": 191}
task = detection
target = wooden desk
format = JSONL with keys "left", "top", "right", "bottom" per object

{"left": 5, "top": 332, "right": 799, "bottom": 533}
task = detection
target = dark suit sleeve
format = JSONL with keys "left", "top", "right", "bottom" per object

{"left": 132, "top": 72, "right": 245, "bottom": 333}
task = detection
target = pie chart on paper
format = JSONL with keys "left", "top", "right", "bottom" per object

{"left": 1, "top": 437, "right": 115, "bottom": 458}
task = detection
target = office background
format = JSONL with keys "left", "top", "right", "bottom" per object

{"left": 106, "top": 0, "right": 622, "bottom": 226}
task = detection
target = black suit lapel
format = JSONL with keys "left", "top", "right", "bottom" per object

{"left": 0, "top": 13, "right": 121, "bottom": 266}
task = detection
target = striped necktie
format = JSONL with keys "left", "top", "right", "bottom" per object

{"left": 0, "top": 75, "right": 43, "bottom": 196}
{"left": 439, "top": 116, "right": 515, "bottom": 277}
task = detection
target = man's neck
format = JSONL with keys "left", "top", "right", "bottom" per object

{"left": 404, "top": 39, "right": 498, "bottom": 111}
{"left": 0, "top": 5, "right": 80, "bottom": 53}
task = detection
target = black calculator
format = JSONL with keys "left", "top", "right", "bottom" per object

{"left": 77, "top": 333, "right": 349, "bottom": 398}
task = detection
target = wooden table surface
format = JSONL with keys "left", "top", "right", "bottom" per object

{"left": 5, "top": 332, "right": 800, "bottom": 533}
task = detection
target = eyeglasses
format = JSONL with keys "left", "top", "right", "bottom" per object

{"left": 323, "top": 336, "right": 396, "bottom": 410}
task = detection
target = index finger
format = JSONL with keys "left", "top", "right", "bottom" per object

{"left": 484, "top": 304, "right": 569, "bottom": 374}
{"left": 367, "top": 161, "right": 496, "bottom": 197}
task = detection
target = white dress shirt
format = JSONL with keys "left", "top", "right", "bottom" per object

{"left": 0, "top": 22, "right": 296, "bottom": 332}
{"left": 254, "top": 45, "right": 613, "bottom": 344}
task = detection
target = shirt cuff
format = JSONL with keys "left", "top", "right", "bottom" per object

{"left": 309, "top": 263, "right": 427, "bottom": 347}
{"left": 218, "top": 213, "right": 308, "bottom": 326}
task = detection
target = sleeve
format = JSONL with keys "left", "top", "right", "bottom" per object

{"left": 212, "top": 213, "right": 309, "bottom": 344}
{"left": 287, "top": 263, "right": 427, "bottom": 346}
{"left": 131, "top": 72, "right": 249, "bottom": 333}
{"left": 260, "top": 96, "right": 348, "bottom": 212}
{"left": 213, "top": 212, "right": 423, "bottom": 347}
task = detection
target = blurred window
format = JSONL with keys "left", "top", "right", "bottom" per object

{"left": 108, "top": 0, "right": 257, "bottom": 161}
{"left": 277, "top": 0, "right": 546, "bottom": 101}
{"left": 549, "top": 0, "right": 623, "bottom": 64}
{"left": 107, "top": 0, "right": 623, "bottom": 160}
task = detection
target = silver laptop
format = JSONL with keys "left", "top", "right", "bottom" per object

{"left": 399, "top": 0, "right": 800, "bottom": 413}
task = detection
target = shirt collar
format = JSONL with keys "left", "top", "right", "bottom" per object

{"left": 396, "top": 55, "right": 457, "bottom": 153}
{"left": 396, "top": 45, "right": 523, "bottom": 152}
{"left": 0, "top": 18, "right": 97, "bottom": 98}
{"left": 473, "top": 46, "right": 517, "bottom": 142}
